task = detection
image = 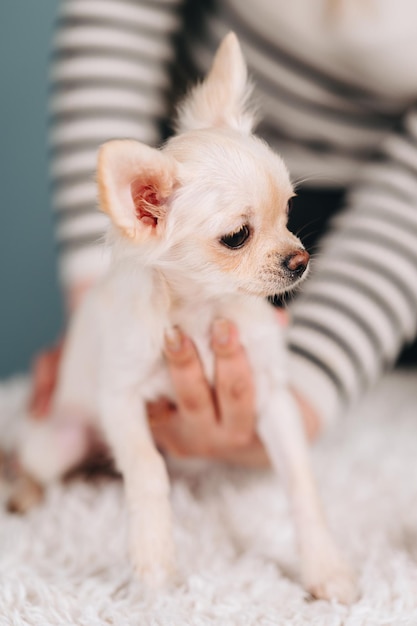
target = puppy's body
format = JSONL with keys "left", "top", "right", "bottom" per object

{"left": 17, "top": 35, "right": 356, "bottom": 602}
{"left": 58, "top": 279, "right": 285, "bottom": 417}
{"left": 34, "top": 241, "right": 285, "bottom": 455}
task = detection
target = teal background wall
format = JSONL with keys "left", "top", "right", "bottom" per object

{"left": 0, "top": 1, "right": 64, "bottom": 378}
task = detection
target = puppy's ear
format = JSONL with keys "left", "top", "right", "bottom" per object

{"left": 97, "top": 140, "right": 177, "bottom": 242}
{"left": 175, "top": 32, "right": 255, "bottom": 135}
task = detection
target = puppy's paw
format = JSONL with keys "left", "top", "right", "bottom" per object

{"left": 6, "top": 473, "right": 44, "bottom": 514}
{"left": 301, "top": 541, "right": 357, "bottom": 604}
{"left": 129, "top": 502, "right": 176, "bottom": 590}
{"left": 0, "top": 451, "right": 44, "bottom": 514}
{"left": 130, "top": 531, "right": 176, "bottom": 589}
{"left": 305, "top": 560, "right": 357, "bottom": 604}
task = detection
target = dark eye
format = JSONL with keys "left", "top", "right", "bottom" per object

{"left": 286, "top": 197, "right": 294, "bottom": 215}
{"left": 220, "top": 224, "right": 251, "bottom": 249}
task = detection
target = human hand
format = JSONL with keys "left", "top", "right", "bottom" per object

{"left": 148, "top": 319, "right": 265, "bottom": 465}
{"left": 149, "top": 312, "right": 321, "bottom": 467}
{"left": 28, "top": 301, "right": 320, "bottom": 466}
{"left": 28, "top": 339, "right": 63, "bottom": 419}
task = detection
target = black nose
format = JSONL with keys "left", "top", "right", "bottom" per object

{"left": 283, "top": 249, "right": 310, "bottom": 277}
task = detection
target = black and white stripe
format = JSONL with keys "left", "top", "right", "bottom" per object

{"left": 288, "top": 115, "right": 417, "bottom": 422}
{"left": 49, "top": 0, "right": 182, "bottom": 283}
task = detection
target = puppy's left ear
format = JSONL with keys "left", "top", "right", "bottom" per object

{"left": 175, "top": 32, "right": 256, "bottom": 135}
{"left": 97, "top": 140, "right": 178, "bottom": 242}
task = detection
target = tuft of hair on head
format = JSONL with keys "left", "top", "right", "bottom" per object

{"left": 175, "top": 32, "right": 257, "bottom": 136}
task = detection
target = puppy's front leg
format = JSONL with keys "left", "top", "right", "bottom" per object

{"left": 257, "top": 387, "right": 356, "bottom": 603}
{"left": 99, "top": 387, "right": 175, "bottom": 588}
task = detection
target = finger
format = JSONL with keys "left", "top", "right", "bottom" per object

{"left": 164, "top": 327, "right": 216, "bottom": 423}
{"left": 164, "top": 327, "right": 223, "bottom": 455}
{"left": 147, "top": 398, "right": 210, "bottom": 458}
{"left": 151, "top": 416, "right": 190, "bottom": 458}
{"left": 221, "top": 434, "right": 271, "bottom": 467}
{"left": 148, "top": 400, "right": 184, "bottom": 454}
{"left": 32, "top": 353, "right": 53, "bottom": 388}
{"left": 29, "top": 344, "right": 63, "bottom": 419}
{"left": 29, "top": 354, "right": 55, "bottom": 418}
{"left": 274, "top": 307, "right": 289, "bottom": 326}
{"left": 31, "top": 391, "right": 52, "bottom": 420}
{"left": 211, "top": 319, "right": 256, "bottom": 448}
{"left": 147, "top": 398, "right": 176, "bottom": 425}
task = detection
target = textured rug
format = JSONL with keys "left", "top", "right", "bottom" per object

{"left": 0, "top": 370, "right": 417, "bottom": 626}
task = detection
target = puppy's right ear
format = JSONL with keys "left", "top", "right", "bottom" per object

{"left": 97, "top": 140, "right": 177, "bottom": 242}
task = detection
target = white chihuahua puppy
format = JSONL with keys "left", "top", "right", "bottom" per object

{"left": 18, "top": 34, "right": 355, "bottom": 602}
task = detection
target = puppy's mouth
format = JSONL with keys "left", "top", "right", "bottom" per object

{"left": 239, "top": 275, "right": 308, "bottom": 299}
{"left": 241, "top": 259, "right": 310, "bottom": 298}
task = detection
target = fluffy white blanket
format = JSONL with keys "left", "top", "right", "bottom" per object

{"left": 0, "top": 371, "right": 417, "bottom": 626}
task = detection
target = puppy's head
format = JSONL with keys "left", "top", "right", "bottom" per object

{"left": 97, "top": 33, "right": 309, "bottom": 298}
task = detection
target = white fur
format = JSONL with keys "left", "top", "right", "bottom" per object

{"left": 17, "top": 33, "right": 355, "bottom": 602}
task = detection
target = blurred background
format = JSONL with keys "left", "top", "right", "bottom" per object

{"left": 0, "top": 1, "right": 63, "bottom": 378}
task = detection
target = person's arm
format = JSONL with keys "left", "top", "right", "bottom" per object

{"left": 49, "top": 0, "right": 184, "bottom": 299}
{"left": 153, "top": 104, "right": 417, "bottom": 450}
{"left": 30, "top": 0, "right": 184, "bottom": 415}
{"left": 287, "top": 105, "right": 417, "bottom": 426}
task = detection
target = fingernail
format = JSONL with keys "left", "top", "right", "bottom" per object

{"left": 212, "top": 318, "right": 231, "bottom": 345}
{"left": 164, "top": 326, "right": 183, "bottom": 353}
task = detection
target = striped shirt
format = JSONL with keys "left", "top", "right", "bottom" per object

{"left": 49, "top": 0, "right": 417, "bottom": 424}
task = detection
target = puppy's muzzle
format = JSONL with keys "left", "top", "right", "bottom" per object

{"left": 283, "top": 249, "right": 310, "bottom": 279}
